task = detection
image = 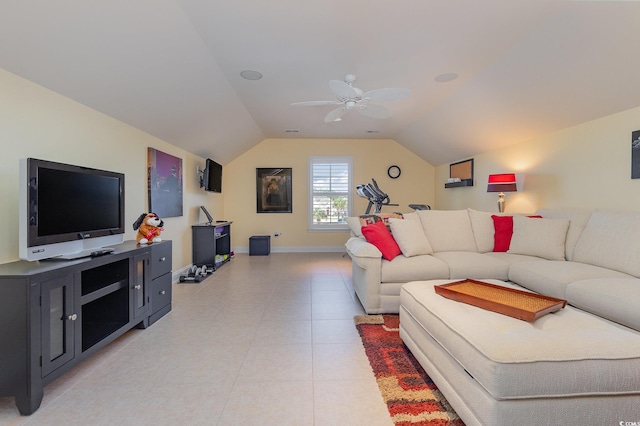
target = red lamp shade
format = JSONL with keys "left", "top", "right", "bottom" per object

{"left": 487, "top": 173, "right": 517, "bottom": 193}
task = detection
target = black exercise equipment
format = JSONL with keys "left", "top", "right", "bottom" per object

{"left": 179, "top": 264, "right": 213, "bottom": 283}
{"left": 356, "top": 178, "right": 399, "bottom": 214}
{"left": 409, "top": 204, "right": 431, "bottom": 210}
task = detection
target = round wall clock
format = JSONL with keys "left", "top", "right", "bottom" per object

{"left": 387, "top": 165, "right": 401, "bottom": 179}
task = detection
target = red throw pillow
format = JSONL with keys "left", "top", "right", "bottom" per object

{"left": 361, "top": 220, "right": 402, "bottom": 261}
{"left": 492, "top": 215, "right": 513, "bottom": 252}
{"left": 492, "top": 215, "right": 543, "bottom": 252}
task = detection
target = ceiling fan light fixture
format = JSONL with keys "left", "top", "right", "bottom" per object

{"left": 297, "top": 74, "right": 410, "bottom": 122}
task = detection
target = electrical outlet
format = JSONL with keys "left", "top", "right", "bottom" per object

{"left": 274, "top": 232, "right": 281, "bottom": 237}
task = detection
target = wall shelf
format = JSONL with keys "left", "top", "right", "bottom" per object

{"left": 444, "top": 179, "right": 474, "bottom": 188}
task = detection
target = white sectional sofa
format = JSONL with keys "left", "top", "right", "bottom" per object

{"left": 346, "top": 208, "right": 640, "bottom": 318}
{"left": 346, "top": 208, "right": 640, "bottom": 425}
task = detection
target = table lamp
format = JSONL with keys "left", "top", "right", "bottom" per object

{"left": 487, "top": 173, "right": 517, "bottom": 212}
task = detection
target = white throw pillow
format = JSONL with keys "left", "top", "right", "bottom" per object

{"left": 508, "top": 216, "right": 569, "bottom": 260}
{"left": 572, "top": 210, "right": 640, "bottom": 277}
{"left": 345, "top": 217, "right": 363, "bottom": 237}
{"left": 389, "top": 217, "right": 433, "bottom": 257}
{"left": 417, "top": 210, "right": 477, "bottom": 252}
{"left": 535, "top": 208, "right": 592, "bottom": 261}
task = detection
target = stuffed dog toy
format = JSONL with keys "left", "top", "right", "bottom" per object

{"left": 132, "top": 213, "right": 164, "bottom": 244}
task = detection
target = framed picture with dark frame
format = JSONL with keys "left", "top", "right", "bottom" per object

{"left": 445, "top": 158, "right": 474, "bottom": 188}
{"left": 256, "top": 168, "right": 292, "bottom": 213}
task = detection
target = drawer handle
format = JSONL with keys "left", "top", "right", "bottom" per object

{"left": 134, "top": 285, "right": 142, "bottom": 290}
{"left": 67, "top": 313, "right": 78, "bottom": 321}
{"left": 159, "top": 257, "right": 166, "bottom": 262}
{"left": 160, "top": 290, "right": 166, "bottom": 295}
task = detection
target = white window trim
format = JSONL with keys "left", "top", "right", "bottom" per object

{"left": 308, "top": 156, "right": 353, "bottom": 232}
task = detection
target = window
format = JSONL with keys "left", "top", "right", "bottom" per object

{"left": 308, "top": 156, "right": 352, "bottom": 231}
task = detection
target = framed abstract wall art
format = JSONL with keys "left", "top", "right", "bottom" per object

{"left": 148, "top": 148, "right": 183, "bottom": 217}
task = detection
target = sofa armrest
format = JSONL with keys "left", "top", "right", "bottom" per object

{"left": 345, "top": 237, "right": 384, "bottom": 313}
{"left": 345, "top": 237, "right": 381, "bottom": 259}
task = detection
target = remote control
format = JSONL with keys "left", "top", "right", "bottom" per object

{"left": 90, "top": 248, "right": 114, "bottom": 257}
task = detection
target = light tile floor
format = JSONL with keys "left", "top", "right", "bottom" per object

{"left": 0, "top": 252, "right": 393, "bottom": 426}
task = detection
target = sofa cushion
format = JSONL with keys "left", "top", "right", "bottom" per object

{"left": 535, "top": 208, "right": 591, "bottom": 261}
{"left": 347, "top": 212, "right": 405, "bottom": 237}
{"left": 432, "top": 252, "right": 509, "bottom": 281}
{"left": 401, "top": 279, "right": 640, "bottom": 400}
{"left": 361, "top": 221, "right": 402, "bottom": 261}
{"left": 491, "top": 215, "right": 513, "bottom": 252}
{"left": 345, "top": 236, "right": 381, "bottom": 258}
{"left": 388, "top": 217, "right": 433, "bottom": 257}
{"left": 359, "top": 212, "right": 404, "bottom": 227}
{"left": 491, "top": 215, "right": 543, "bottom": 252}
{"left": 380, "top": 254, "right": 449, "bottom": 283}
{"left": 345, "top": 216, "right": 364, "bottom": 237}
{"left": 566, "top": 278, "right": 640, "bottom": 332}
{"left": 484, "top": 252, "right": 545, "bottom": 265}
{"left": 508, "top": 216, "right": 569, "bottom": 260}
{"left": 572, "top": 210, "right": 640, "bottom": 278}
{"left": 417, "top": 210, "right": 477, "bottom": 253}
{"left": 468, "top": 209, "right": 507, "bottom": 253}
{"left": 509, "top": 260, "right": 634, "bottom": 299}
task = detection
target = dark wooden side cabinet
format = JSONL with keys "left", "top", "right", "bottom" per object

{"left": 192, "top": 221, "right": 232, "bottom": 270}
{"left": 0, "top": 240, "right": 172, "bottom": 415}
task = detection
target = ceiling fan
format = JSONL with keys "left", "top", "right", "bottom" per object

{"left": 291, "top": 74, "right": 410, "bottom": 123}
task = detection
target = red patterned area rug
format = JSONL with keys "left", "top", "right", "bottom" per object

{"left": 354, "top": 314, "right": 465, "bottom": 426}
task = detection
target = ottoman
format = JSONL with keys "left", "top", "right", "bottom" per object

{"left": 399, "top": 279, "right": 640, "bottom": 426}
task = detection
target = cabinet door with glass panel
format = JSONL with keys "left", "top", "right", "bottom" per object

{"left": 131, "top": 252, "right": 150, "bottom": 324}
{"left": 40, "top": 274, "right": 77, "bottom": 377}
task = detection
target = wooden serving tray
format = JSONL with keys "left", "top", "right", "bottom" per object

{"left": 434, "top": 279, "right": 567, "bottom": 322}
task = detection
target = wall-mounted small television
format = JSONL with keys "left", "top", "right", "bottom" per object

{"left": 19, "top": 158, "right": 125, "bottom": 261}
{"left": 202, "top": 158, "right": 222, "bottom": 193}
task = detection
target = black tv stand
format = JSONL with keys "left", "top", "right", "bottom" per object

{"left": 0, "top": 240, "right": 172, "bottom": 415}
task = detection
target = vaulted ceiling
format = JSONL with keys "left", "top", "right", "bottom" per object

{"left": 2, "top": 1, "right": 639, "bottom": 166}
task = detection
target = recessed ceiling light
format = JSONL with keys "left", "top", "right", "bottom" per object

{"left": 435, "top": 72, "right": 458, "bottom": 83}
{"left": 240, "top": 70, "right": 263, "bottom": 80}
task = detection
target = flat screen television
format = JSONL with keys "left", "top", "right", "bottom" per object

{"left": 19, "top": 158, "right": 125, "bottom": 261}
{"left": 202, "top": 158, "right": 222, "bottom": 193}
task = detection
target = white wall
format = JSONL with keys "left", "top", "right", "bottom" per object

{"left": 435, "top": 106, "right": 640, "bottom": 213}
{"left": 0, "top": 68, "right": 223, "bottom": 267}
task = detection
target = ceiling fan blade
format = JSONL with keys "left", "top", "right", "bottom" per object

{"left": 291, "top": 100, "right": 342, "bottom": 106}
{"left": 362, "top": 88, "right": 411, "bottom": 102}
{"left": 324, "top": 107, "right": 347, "bottom": 123}
{"left": 329, "top": 80, "right": 359, "bottom": 99}
{"left": 358, "top": 104, "right": 391, "bottom": 119}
